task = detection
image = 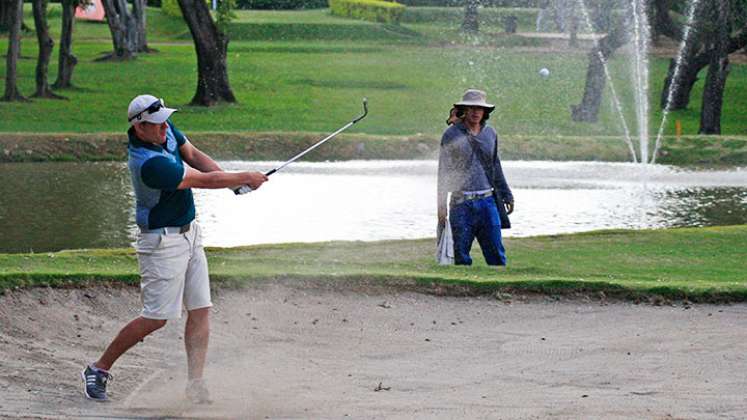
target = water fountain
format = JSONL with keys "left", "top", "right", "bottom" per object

{"left": 651, "top": 0, "right": 702, "bottom": 164}
{"left": 576, "top": 0, "right": 693, "bottom": 164}
{"left": 630, "top": 0, "right": 651, "bottom": 163}
{"left": 576, "top": 0, "right": 638, "bottom": 162}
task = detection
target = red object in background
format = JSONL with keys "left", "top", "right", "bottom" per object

{"left": 75, "top": 0, "right": 105, "bottom": 21}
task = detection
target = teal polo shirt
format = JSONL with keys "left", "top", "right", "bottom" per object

{"left": 127, "top": 121, "right": 196, "bottom": 229}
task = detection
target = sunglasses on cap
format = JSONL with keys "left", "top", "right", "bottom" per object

{"left": 128, "top": 98, "right": 165, "bottom": 122}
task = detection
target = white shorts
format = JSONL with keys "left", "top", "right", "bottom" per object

{"left": 135, "top": 222, "right": 212, "bottom": 320}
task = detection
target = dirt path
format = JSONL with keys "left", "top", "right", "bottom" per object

{"left": 0, "top": 282, "right": 745, "bottom": 419}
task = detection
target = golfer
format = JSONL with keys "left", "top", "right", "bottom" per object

{"left": 81, "top": 94, "right": 267, "bottom": 403}
{"left": 437, "top": 89, "right": 514, "bottom": 266}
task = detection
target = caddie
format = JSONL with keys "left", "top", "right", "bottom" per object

{"left": 437, "top": 89, "right": 514, "bottom": 266}
{"left": 81, "top": 94, "right": 268, "bottom": 403}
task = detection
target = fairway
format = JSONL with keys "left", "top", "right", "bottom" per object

{"left": 1, "top": 7, "right": 746, "bottom": 138}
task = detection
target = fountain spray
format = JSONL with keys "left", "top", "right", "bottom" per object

{"left": 651, "top": 0, "right": 702, "bottom": 164}
{"left": 575, "top": 0, "right": 638, "bottom": 162}
{"left": 630, "top": 0, "right": 652, "bottom": 163}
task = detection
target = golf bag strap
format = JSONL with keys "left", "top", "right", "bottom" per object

{"left": 465, "top": 134, "right": 497, "bottom": 195}
{"left": 466, "top": 134, "right": 511, "bottom": 229}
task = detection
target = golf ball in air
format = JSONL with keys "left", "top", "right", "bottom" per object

{"left": 539, "top": 68, "right": 550, "bottom": 78}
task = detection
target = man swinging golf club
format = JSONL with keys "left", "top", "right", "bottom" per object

{"left": 81, "top": 94, "right": 267, "bottom": 403}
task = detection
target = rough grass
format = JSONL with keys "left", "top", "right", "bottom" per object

{"left": 1, "top": 226, "right": 745, "bottom": 302}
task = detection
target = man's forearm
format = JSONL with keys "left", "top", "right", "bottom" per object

{"left": 186, "top": 145, "right": 222, "bottom": 173}
{"left": 190, "top": 171, "right": 247, "bottom": 189}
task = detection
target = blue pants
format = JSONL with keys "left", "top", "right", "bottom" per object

{"left": 449, "top": 196, "right": 507, "bottom": 266}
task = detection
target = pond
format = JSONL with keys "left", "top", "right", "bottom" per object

{"left": 0, "top": 160, "right": 745, "bottom": 253}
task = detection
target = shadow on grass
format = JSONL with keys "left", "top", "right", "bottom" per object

{"left": 230, "top": 45, "right": 386, "bottom": 55}
{"left": 291, "top": 78, "right": 409, "bottom": 90}
{"left": 224, "top": 23, "right": 423, "bottom": 42}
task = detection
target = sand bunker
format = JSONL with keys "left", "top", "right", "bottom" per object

{"left": 1, "top": 281, "right": 745, "bottom": 419}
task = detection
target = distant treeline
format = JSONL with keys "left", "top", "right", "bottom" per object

{"left": 216, "top": 0, "right": 541, "bottom": 10}
{"left": 40, "top": 0, "right": 543, "bottom": 7}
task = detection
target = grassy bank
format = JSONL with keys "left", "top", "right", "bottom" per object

{"left": 1, "top": 226, "right": 745, "bottom": 302}
{"left": 2, "top": 132, "right": 744, "bottom": 165}
{"left": 1, "top": 7, "right": 746, "bottom": 142}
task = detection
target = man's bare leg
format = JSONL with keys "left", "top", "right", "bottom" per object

{"left": 94, "top": 317, "right": 167, "bottom": 371}
{"left": 185, "top": 307, "right": 210, "bottom": 380}
{"left": 184, "top": 307, "right": 211, "bottom": 404}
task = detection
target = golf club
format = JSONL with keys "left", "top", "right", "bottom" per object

{"left": 233, "top": 98, "right": 369, "bottom": 195}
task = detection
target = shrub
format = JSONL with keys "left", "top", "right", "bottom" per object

{"left": 329, "top": 0, "right": 406, "bottom": 24}
{"left": 161, "top": 0, "right": 225, "bottom": 18}
{"left": 215, "top": 0, "right": 238, "bottom": 31}
{"left": 401, "top": 6, "right": 538, "bottom": 27}
{"left": 161, "top": 0, "right": 182, "bottom": 17}
{"left": 236, "top": 0, "right": 328, "bottom": 8}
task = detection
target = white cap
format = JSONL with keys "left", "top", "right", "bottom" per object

{"left": 127, "top": 94, "right": 177, "bottom": 125}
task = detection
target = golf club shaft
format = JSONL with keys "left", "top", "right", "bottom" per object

{"left": 234, "top": 98, "right": 368, "bottom": 195}
{"left": 265, "top": 121, "right": 354, "bottom": 176}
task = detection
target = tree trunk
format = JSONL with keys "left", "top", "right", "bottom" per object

{"left": 571, "top": 25, "right": 629, "bottom": 122}
{"left": 568, "top": 1, "right": 578, "bottom": 48}
{"left": 1, "top": 1, "right": 13, "bottom": 33}
{"left": 177, "top": 0, "right": 236, "bottom": 106}
{"left": 699, "top": 0, "right": 730, "bottom": 135}
{"left": 99, "top": 0, "right": 136, "bottom": 60}
{"left": 592, "top": 0, "right": 616, "bottom": 33}
{"left": 31, "top": 0, "right": 63, "bottom": 98}
{"left": 53, "top": 0, "right": 77, "bottom": 89}
{"left": 462, "top": 0, "right": 479, "bottom": 33}
{"left": 698, "top": 54, "right": 729, "bottom": 134}
{"left": 131, "top": 0, "right": 150, "bottom": 52}
{"left": 661, "top": 29, "right": 747, "bottom": 111}
{"left": 3, "top": 0, "right": 26, "bottom": 101}
{"left": 1, "top": 0, "right": 31, "bottom": 33}
{"left": 660, "top": 53, "right": 707, "bottom": 110}
{"left": 654, "top": 0, "right": 747, "bottom": 115}
{"left": 552, "top": 0, "right": 568, "bottom": 32}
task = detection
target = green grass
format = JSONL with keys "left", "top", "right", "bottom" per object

{"left": 1, "top": 6, "right": 746, "bottom": 141}
{"left": 1, "top": 226, "right": 746, "bottom": 302}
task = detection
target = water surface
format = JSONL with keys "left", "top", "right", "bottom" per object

{"left": 0, "top": 160, "right": 745, "bottom": 253}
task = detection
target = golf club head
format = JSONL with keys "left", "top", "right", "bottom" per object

{"left": 353, "top": 98, "right": 368, "bottom": 124}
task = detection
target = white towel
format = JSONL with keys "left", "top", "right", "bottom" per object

{"left": 436, "top": 219, "right": 454, "bottom": 265}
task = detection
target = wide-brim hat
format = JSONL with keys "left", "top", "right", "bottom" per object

{"left": 454, "top": 89, "right": 495, "bottom": 112}
{"left": 128, "top": 94, "right": 177, "bottom": 125}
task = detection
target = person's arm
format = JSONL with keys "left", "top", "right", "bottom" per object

{"left": 178, "top": 134, "right": 264, "bottom": 192}
{"left": 179, "top": 140, "right": 222, "bottom": 173}
{"left": 437, "top": 131, "right": 452, "bottom": 225}
{"left": 141, "top": 156, "right": 267, "bottom": 191}
{"left": 492, "top": 135, "right": 514, "bottom": 214}
{"left": 178, "top": 165, "right": 267, "bottom": 190}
